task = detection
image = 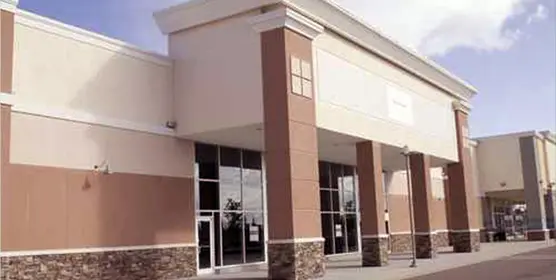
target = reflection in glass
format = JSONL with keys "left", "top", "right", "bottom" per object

{"left": 244, "top": 213, "right": 265, "bottom": 263}
{"left": 331, "top": 164, "right": 342, "bottom": 189}
{"left": 214, "top": 212, "right": 221, "bottom": 266}
{"left": 320, "top": 190, "right": 331, "bottom": 211}
{"left": 243, "top": 150, "right": 263, "bottom": 211}
{"left": 319, "top": 162, "right": 330, "bottom": 188}
{"left": 319, "top": 162, "right": 360, "bottom": 256}
{"left": 331, "top": 190, "right": 340, "bottom": 212}
{"left": 222, "top": 211, "right": 244, "bottom": 265}
{"left": 346, "top": 214, "right": 358, "bottom": 252}
{"left": 196, "top": 143, "right": 218, "bottom": 180}
{"left": 343, "top": 167, "right": 356, "bottom": 212}
{"left": 220, "top": 147, "right": 242, "bottom": 210}
{"left": 198, "top": 220, "right": 212, "bottom": 269}
{"left": 321, "top": 213, "right": 333, "bottom": 255}
{"left": 334, "top": 214, "right": 346, "bottom": 254}
{"left": 200, "top": 181, "right": 219, "bottom": 210}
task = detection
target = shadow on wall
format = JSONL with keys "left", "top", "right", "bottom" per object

{"left": 65, "top": 52, "right": 196, "bottom": 277}
{"left": 3, "top": 49, "right": 196, "bottom": 278}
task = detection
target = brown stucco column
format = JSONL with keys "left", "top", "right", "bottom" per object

{"left": 446, "top": 103, "right": 481, "bottom": 253}
{"left": 409, "top": 153, "right": 437, "bottom": 258}
{"left": 520, "top": 136, "right": 550, "bottom": 241}
{"left": 356, "top": 141, "right": 388, "bottom": 267}
{"left": 1, "top": 1, "right": 16, "bottom": 94}
{"left": 252, "top": 7, "right": 325, "bottom": 280}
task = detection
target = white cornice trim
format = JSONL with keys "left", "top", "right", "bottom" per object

{"left": 452, "top": 100, "right": 473, "bottom": 114}
{"left": 268, "top": 237, "right": 325, "bottom": 244}
{"left": 362, "top": 234, "right": 389, "bottom": 239}
{"left": 0, "top": 0, "right": 18, "bottom": 12}
{"left": 15, "top": 10, "right": 172, "bottom": 67}
{"left": 248, "top": 7, "right": 324, "bottom": 39}
{"left": 0, "top": 243, "right": 196, "bottom": 257}
{"left": 154, "top": 0, "right": 477, "bottom": 102}
{"left": 0, "top": 93, "right": 176, "bottom": 137}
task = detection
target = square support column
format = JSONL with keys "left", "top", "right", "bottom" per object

{"left": 520, "top": 136, "right": 550, "bottom": 241}
{"left": 409, "top": 153, "right": 437, "bottom": 259}
{"left": 252, "top": 7, "right": 325, "bottom": 280}
{"left": 356, "top": 142, "right": 388, "bottom": 267}
{"left": 546, "top": 188, "right": 556, "bottom": 239}
{"left": 446, "top": 104, "right": 481, "bottom": 253}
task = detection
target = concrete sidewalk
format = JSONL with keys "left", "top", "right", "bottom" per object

{"left": 193, "top": 240, "right": 556, "bottom": 280}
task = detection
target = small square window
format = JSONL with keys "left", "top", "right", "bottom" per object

{"left": 291, "top": 75, "right": 302, "bottom": 95}
{"left": 291, "top": 56, "right": 301, "bottom": 76}
{"left": 301, "top": 61, "right": 312, "bottom": 80}
{"left": 302, "top": 79, "right": 312, "bottom": 98}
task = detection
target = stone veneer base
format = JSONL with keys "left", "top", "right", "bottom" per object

{"left": 527, "top": 230, "right": 550, "bottom": 241}
{"left": 390, "top": 234, "right": 412, "bottom": 254}
{"left": 361, "top": 237, "right": 388, "bottom": 267}
{"left": 268, "top": 241, "right": 325, "bottom": 280}
{"left": 452, "top": 231, "right": 481, "bottom": 253}
{"left": 0, "top": 246, "right": 197, "bottom": 280}
{"left": 390, "top": 232, "right": 449, "bottom": 254}
{"left": 415, "top": 234, "right": 437, "bottom": 259}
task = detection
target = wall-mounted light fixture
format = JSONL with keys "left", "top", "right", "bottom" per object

{"left": 165, "top": 121, "right": 177, "bottom": 130}
{"left": 93, "top": 160, "right": 111, "bottom": 175}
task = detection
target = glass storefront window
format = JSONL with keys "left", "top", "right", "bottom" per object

{"left": 244, "top": 213, "right": 265, "bottom": 263}
{"left": 196, "top": 144, "right": 219, "bottom": 180}
{"left": 222, "top": 211, "right": 244, "bottom": 265}
{"left": 220, "top": 147, "right": 242, "bottom": 210}
{"left": 243, "top": 150, "right": 263, "bottom": 211}
{"left": 319, "top": 161, "right": 360, "bottom": 256}
{"left": 195, "top": 143, "right": 265, "bottom": 267}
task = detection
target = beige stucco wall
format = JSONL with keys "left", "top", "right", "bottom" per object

{"left": 313, "top": 32, "right": 459, "bottom": 162}
{"left": 544, "top": 138, "right": 556, "bottom": 186}
{"left": 169, "top": 10, "right": 264, "bottom": 137}
{"left": 12, "top": 11, "right": 174, "bottom": 128}
{"left": 387, "top": 168, "right": 445, "bottom": 198}
{"left": 10, "top": 113, "right": 194, "bottom": 178}
{"left": 476, "top": 135, "right": 524, "bottom": 192}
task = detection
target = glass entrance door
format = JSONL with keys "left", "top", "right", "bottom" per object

{"left": 197, "top": 217, "right": 214, "bottom": 274}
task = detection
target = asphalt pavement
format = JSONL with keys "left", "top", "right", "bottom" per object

{"left": 407, "top": 246, "right": 556, "bottom": 280}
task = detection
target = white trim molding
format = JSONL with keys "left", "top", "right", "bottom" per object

{"left": 451, "top": 229, "right": 481, "bottom": 233}
{"left": 0, "top": 0, "right": 18, "bottom": 12}
{"left": 154, "top": 0, "right": 478, "bottom": 101}
{"left": 15, "top": 10, "right": 172, "bottom": 67}
{"left": 526, "top": 229, "right": 549, "bottom": 233}
{"left": 362, "top": 234, "right": 389, "bottom": 239}
{"left": 0, "top": 243, "right": 196, "bottom": 258}
{"left": 452, "top": 100, "right": 473, "bottom": 114}
{"left": 268, "top": 237, "right": 325, "bottom": 245}
{"left": 248, "top": 6, "right": 324, "bottom": 39}
{"left": 0, "top": 93, "right": 176, "bottom": 137}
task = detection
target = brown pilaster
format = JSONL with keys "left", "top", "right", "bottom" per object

{"left": 357, "top": 141, "right": 388, "bottom": 267}
{"left": 1, "top": 5, "right": 15, "bottom": 94}
{"left": 409, "top": 153, "right": 437, "bottom": 258}
{"left": 446, "top": 105, "right": 481, "bottom": 253}
{"left": 255, "top": 7, "right": 325, "bottom": 279}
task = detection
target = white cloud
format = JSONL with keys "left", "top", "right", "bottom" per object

{"left": 333, "top": 0, "right": 546, "bottom": 56}
{"left": 527, "top": 4, "right": 548, "bottom": 23}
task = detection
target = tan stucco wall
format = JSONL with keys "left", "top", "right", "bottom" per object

{"left": 476, "top": 135, "right": 524, "bottom": 192}
{"left": 12, "top": 12, "right": 174, "bottom": 128}
{"left": 169, "top": 11, "right": 264, "bottom": 137}
{"left": 386, "top": 168, "right": 448, "bottom": 233}
{"left": 544, "top": 139, "right": 556, "bottom": 186}
{"left": 313, "top": 31, "right": 458, "bottom": 162}
{"left": 10, "top": 113, "right": 194, "bottom": 178}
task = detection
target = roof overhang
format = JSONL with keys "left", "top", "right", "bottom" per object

{"left": 154, "top": 0, "right": 478, "bottom": 102}
{"left": 0, "top": 0, "right": 18, "bottom": 12}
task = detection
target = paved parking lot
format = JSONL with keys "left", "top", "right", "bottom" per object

{"left": 193, "top": 241, "right": 556, "bottom": 280}
{"left": 408, "top": 246, "right": 556, "bottom": 280}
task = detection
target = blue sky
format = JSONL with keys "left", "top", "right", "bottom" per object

{"left": 19, "top": 0, "right": 556, "bottom": 137}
